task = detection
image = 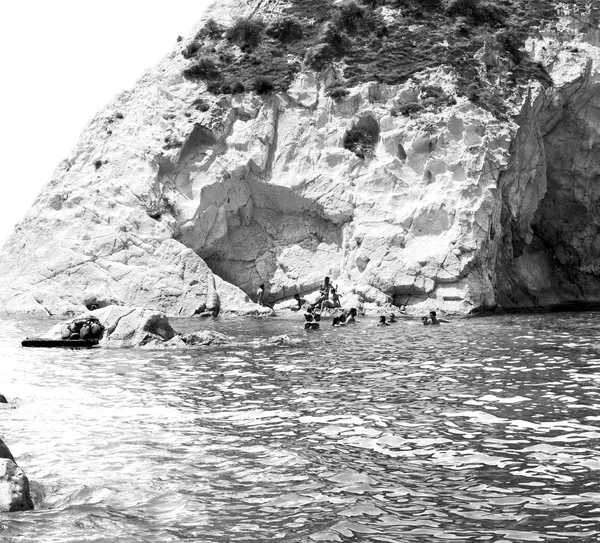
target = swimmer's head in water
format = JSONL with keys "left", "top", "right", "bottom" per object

{"left": 379, "top": 315, "right": 386, "bottom": 324}
{"left": 429, "top": 311, "right": 436, "bottom": 318}
{"left": 305, "top": 313, "right": 313, "bottom": 322}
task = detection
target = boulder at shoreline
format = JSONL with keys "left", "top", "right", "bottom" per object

{"left": 0, "top": 438, "right": 33, "bottom": 512}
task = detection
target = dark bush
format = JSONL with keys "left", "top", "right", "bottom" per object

{"left": 344, "top": 129, "right": 375, "bottom": 159}
{"left": 182, "top": 57, "right": 220, "bottom": 80}
{"left": 206, "top": 81, "right": 222, "bottom": 94}
{"left": 226, "top": 17, "right": 265, "bottom": 48}
{"left": 253, "top": 76, "right": 274, "bottom": 94}
{"left": 115, "top": 112, "right": 124, "bottom": 120}
{"left": 304, "top": 43, "right": 337, "bottom": 71}
{"left": 400, "top": 102, "right": 423, "bottom": 116}
{"left": 495, "top": 28, "right": 525, "bottom": 63}
{"left": 231, "top": 81, "right": 246, "bottom": 94}
{"left": 267, "top": 16, "right": 303, "bottom": 43}
{"left": 94, "top": 160, "right": 103, "bottom": 170}
{"left": 444, "top": 0, "right": 507, "bottom": 26}
{"left": 421, "top": 84, "right": 445, "bottom": 100}
{"left": 192, "top": 98, "right": 210, "bottom": 111}
{"left": 182, "top": 41, "right": 201, "bottom": 59}
{"left": 326, "top": 85, "right": 350, "bottom": 100}
{"left": 344, "top": 117, "right": 379, "bottom": 159}
{"left": 473, "top": 1, "right": 508, "bottom": 26}
{"left": 335, "top": 1, "right": 369, "bottom": 32}
{"left": 197, "top": 18, "right": 225, "bottom": 39}
{"left": 319, "top": 21, "right": 347, "bottom": 52}
{"left": 462, "top": 83, "right": 507, "bottom": 119}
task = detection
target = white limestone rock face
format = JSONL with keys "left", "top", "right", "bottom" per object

{"left": 2, "top": 1, "right": 600, "bottom": 315}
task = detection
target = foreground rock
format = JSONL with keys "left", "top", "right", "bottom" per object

{"left": 0, "top": 439, "right": 33, "bottom": 512}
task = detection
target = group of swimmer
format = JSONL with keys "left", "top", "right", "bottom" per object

{"left": 272, "top": 276, "right": 451, "bottom": 331}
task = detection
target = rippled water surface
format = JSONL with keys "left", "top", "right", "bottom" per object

{"left": 2, "top": 312, "right": 600, "bottom": 542}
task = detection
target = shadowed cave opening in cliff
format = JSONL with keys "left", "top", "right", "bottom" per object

{"left": 175, "top": 178, "right": 349, "bottom": 302}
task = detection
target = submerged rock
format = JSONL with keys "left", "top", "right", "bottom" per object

{"left": 144, "top": 329, "right": 233, "bottom": 349}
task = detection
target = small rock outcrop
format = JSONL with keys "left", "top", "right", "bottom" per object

{"left": 0, "top": 439, "right": 33, "bottom": 512}
{"left": 45, "top": 305, "right": 237, "bottom": 348}
{"left": 44, "top": 306, "right": 176, "bottom": 348}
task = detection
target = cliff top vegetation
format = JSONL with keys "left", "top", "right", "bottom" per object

{"left": 181, "top": 0, "right": 591, "bottom": 117}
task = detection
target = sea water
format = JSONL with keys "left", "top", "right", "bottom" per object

{"left": 1, "top": 311, "right": 600, "bottom": 542}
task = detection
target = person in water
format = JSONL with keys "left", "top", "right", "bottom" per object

{"left": 388, "top": 313, "right": 397, "bottom": 323}
{"left": 292, "top": 293, "right": 307, "bottom": 311}
{"left": 429, "top": 311, "right": 451, "bottom": 325}
{"left": 304, "top": 313, "right": 320, "bottom": 330}
{"left": 346, "top": 308, "right": 358, "bottom": 324}
{"left": 256, "top": 284, "right": 265, "bottom": 306}
{"left": 379, "top": 315, "right": 389, "bottom": 326}
{"left": 422, "top": 316, "right": 430, "bottom": 325}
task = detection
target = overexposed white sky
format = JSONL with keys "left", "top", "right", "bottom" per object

{"left": 0, "top": 0, "right": 213, "bottom": 246}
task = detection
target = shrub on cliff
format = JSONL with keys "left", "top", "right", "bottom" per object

{"left": 226, "top": 17, "right": 265, "bottom": 49}
{"left": 253, "top": 76, "right": 274, "bottom": 94}
{"left": 326, "top": 85, "right": 350, "bottom": 100}
{"left": 231, "top": 81, "right": 246, "bottom": 94}
{"left": 182, "top": 57, "right": 219, "bottom": 80}
{"left": 182, "top": 41, "right": 201, "bottom": 59}
{"left": 197, "top": 18, "right": 225, "bottom": 40}
{"left": 344, "top": 118, "right": 380, "bottom": 159}
{"left": 304, "top": 44, "right": 337, "bottom": 71}
{"left": 318, "top": 21, "right": 348, "bottom": 52}
{"left": 267, "top": 17, "right": 303, "bottom": 43}
{"left": 335, "top": 1, "right": 370, "bottom": 32}
{"left": 344, "top": 129, "right": 376, "bottom": 159}
{"left": 444, "top": 0, "right": 507, "bottom": 26}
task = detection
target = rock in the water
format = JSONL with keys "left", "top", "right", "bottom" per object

{"left": 0, "top": 394, "right": 7, "bottom": 404}
{"left": 0, "top": 459, "right": 34, "bottom": 512}
{"left": 44, "top": 305, "right": 176, "bottom": 348}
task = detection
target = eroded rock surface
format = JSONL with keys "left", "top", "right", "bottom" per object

{"left": 0, "top": 439, "right": 33, "bottom": 512}
{"left": 2, "top": 2, "right": 600, "bottom": 314}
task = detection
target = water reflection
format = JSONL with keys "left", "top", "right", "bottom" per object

{"left": 1, "top": 312, "right": 600, "bottom": 541}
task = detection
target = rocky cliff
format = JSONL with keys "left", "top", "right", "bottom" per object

{"left": 1, "top": 0, "right": 600, "bottom": 316}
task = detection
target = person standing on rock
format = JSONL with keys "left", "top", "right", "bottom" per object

{"left": 256, "top": 284, "right": 265, "bottom": 306}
